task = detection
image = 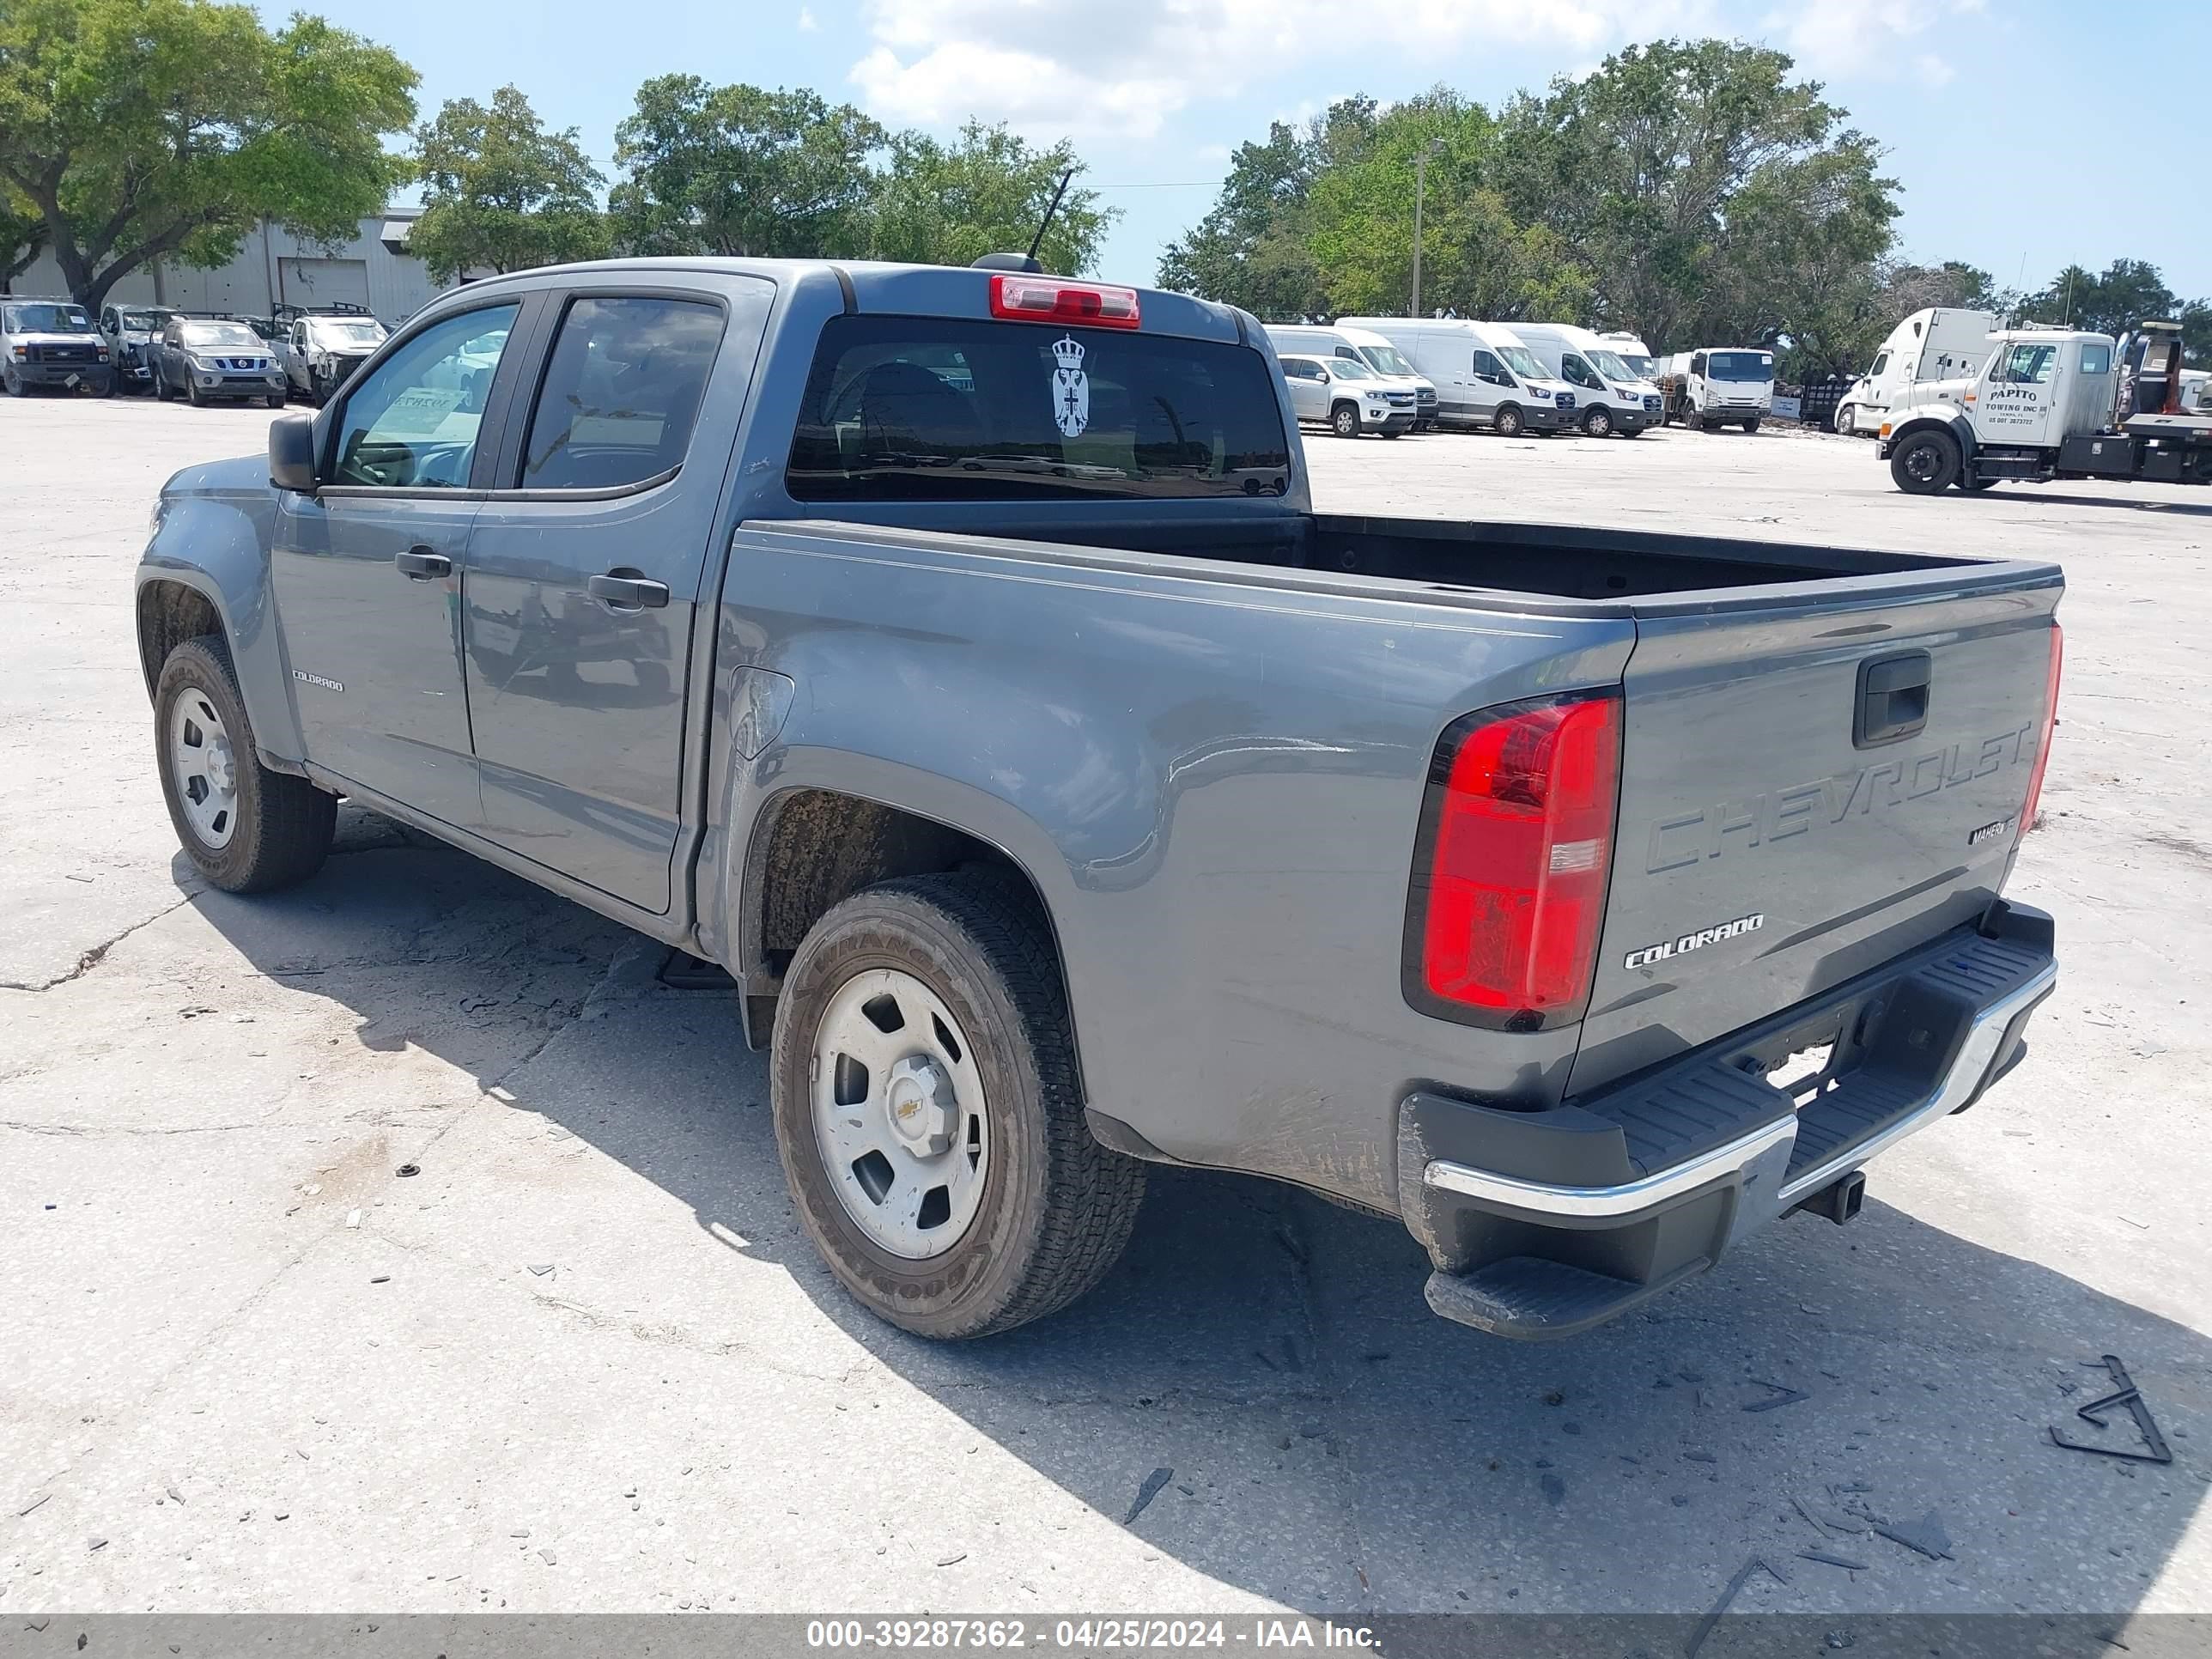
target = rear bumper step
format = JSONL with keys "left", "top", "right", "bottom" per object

{"left": 1401, "top": 902, "right": 2056, "bottom": 1339}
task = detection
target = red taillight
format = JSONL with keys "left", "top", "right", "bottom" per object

{"left": 1407, "top": 694, "right": 1622, "bottom": 1030}
{"left": 2018, "top": 623, "right": 2063, "bottom": 837}
{"left": 988, "top": 273, "right": 1141, "bottom": 329}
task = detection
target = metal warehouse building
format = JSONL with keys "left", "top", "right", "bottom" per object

{"left": 9, "top": 210, "right": 453, "bottom": 326}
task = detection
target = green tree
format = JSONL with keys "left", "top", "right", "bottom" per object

{"left": 2022, "top": 258, "right": 2180, "bottom": 337}
{"left": 611, "top": 76, "right": 884, "bottom": 258}
{"left": 2, "top": 191, "right": 45, "bottom": 288}
{"left": 1302, "top": 89, "right": 1593, "bottom": 322}
{"left": 410, "top": 85, "right": 610, "bottom": 282}
{"left": 866, "top": 122, "right": 1114, "bottom": 275}
{"left": 1155, "top": 100, "right": 1377, "bottom": 318}
{"left": 0, "top": 0, "right": 416, "bottom": 311}
{"left": 1492, "top": 40, "right": 1897, "bottom": 351}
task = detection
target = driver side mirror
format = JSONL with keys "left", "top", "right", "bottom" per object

{"left": 269, "top": 411, "right": 318, "bottom": 494}
{"left": 1315, "top": 368, "right": 1331, "bottom": 383}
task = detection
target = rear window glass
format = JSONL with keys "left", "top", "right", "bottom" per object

{"left": 787, "top": 315, "right": 1291, "bottom": 501}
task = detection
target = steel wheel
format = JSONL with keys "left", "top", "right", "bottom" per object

{"left": 167, "top": 685, "right": 240, "bottom": 849}
{"left": 1583, "top": 404, "right": 1613, "bottom": 438}
{"left": 1493, "top": 404, "right": 1522, "bottom": 437}
{"left": 811, "top": 966, "right": 990, "bottom": 1261}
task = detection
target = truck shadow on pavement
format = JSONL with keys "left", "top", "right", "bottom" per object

{"left": 185, "top": 819, "right": 2210, "bottom": 1625}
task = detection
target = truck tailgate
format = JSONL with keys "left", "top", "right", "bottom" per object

{"left": 1568, "top": 574, "right": 2061, "bottom": 1096}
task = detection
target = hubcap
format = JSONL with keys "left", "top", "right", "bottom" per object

{"left": 811, "top": 968, "right": 989, "bottom": 1261}
{"left": 168, "top": 689, "right": 239, "bottom": 848}
{"left": 1906, "top": 442, "right": 1941, "bottom": 482}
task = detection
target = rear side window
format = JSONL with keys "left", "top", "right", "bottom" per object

{"left": 2080, "top": 343, "right": 2111, "bottom": 376}
{"left": 787, "top": 315, "right": 1292, "bottom": 501}
{"left": 520, "top": 296, "right": 725, "bottom": 489}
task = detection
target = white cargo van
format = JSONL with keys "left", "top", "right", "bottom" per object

{"left": 1507, "top": 322, "right": 1662, "bottom": 436}
{"left": 1834, "top": 308, "right": 1997, "bottom": 437}
{"left": 1333, "top": 317, "right": 1576, "bottom": 435}
{"left": 1656, "top": 348, "right": 1775, "bottom": 431}
{"left": 1264, "top": 325, "right": 1437, "bottom": 430}
{"left": 1598, "top": 331, "right": 1657, "bottom": 380}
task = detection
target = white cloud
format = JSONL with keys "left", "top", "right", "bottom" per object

{"left": 797, "top": 4, "right": 817, "bottom": 28}
{"left": 1763, "top": 0, "right": 1980, "bottom": 88}
{"left": 849, "top": 0, "right": 1717, "bottom": 141}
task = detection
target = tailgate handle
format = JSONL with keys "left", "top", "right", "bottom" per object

{"left": 1855, "top": 650, "right": 1931, "bottom": 747}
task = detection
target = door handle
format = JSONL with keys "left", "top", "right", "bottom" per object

{"left": 588, "top": 572, "right": 670, "bottom": 610}
{"left": 1855, "top": 650, "right": 1932, "bottom": 747}
{"left": 394, "top": 547, "right": 451, "bottom": 580}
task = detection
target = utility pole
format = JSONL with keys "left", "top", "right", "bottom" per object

{"left": 1410, "top": 139, "right": 1444, "bottom": 318}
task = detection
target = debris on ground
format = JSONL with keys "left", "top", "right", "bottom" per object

{"left": 1685, "top": 1557, "right": 1789, "bottom": 1658}
{"left": 936, "top": 1553, "right": 966, "bottom": 1567}
{"left": 1683, "top": 1451, "right": 1717, "bottom": 1464}
{"left": 1871, "top": 1510, "right": 1954, "bottom": 1561}
{"left": 1123, "top": 1467, "right": 1173, "bottom": 1525}
{"left": 1799, "top": 1550, "right": 1871, "bottom": 1572}
{"left": 18, "top": 1494, "right": 51, "bottom": 1517}
{"left": 1744, "top": 1379, "right": 1809, "bottom": 1413}
{"left": 345, "top": 1209, "right": 362, "bottom": 1229}
{"left": 87, "top": 1537, "right": 107, "bottom": 1552}
{"left": 527, "top": 1264, "right": 555, "bottom": 1277}
{"left": 538, "top": 1549, "right": 556, "bottom": 1565}
{"left": 2050, "top": 1354, "right": 2173, "bottom": 1465}
{"left": 368, "top": 1275, "right": 390, "bottom": 1285}
{"left": 395, "top": 1164, "right": 420, "bottom": 1177}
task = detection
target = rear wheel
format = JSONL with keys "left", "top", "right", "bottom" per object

{"left": 1492, "top": 404, "right": 1523, "bottom": 437}
{"left": 153, "top": 364, "right": 171, "bottom": 402}
{"left": 1581, "top": 404, "right": 1613, "bottom": 438}
{"left": 1330, "top": 402, "right": 1360, "bottom": 439}
{"left": 155, "top": 636, "right": 337, "bottom": 892}
{"left": 1889, "top": 429, "right": 1960, "bottom": 495}
{"left": 771, "top": 873, "right": 1146, "bottom": 1340}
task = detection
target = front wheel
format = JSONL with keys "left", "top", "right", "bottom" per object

{"left": 155, "top": 636, "right": 337, "bottom": 892}
{"left": 185, "top": 376, "right": 205, "bottom": 407}
{"left": 1581, "top": 405, "right": 1613, "bottom": 438}
{"left": 771, "top": 872, "right": 1146, "bottom": 1340}
{"left": 1492, "top": 404, "right": 1523, "bottom": 437}
{"left": 1835, "top": 404, "right": 1857, "bottom": 437}
{"left": 1889, "top": 429, "right": 1961, "bottom": 495}
{"left": 1741, "top": 417, "right": 1759, "bottom": 434}
{"left": 2, "top": 367, "right": 24, "bottom": 398}
{"left": 265, "top": 392, "right": 285, "bottom": 410}
{"left": 1330, "top": 403, "right": 1361, "bottom": 439}
{"left": 153, "top": 366, "right": 171, "bottom": 402}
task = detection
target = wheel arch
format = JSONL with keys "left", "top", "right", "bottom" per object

{"left": 1887, "top": 409, "right": 1976, "bottom": 462}
{"left": 732, "top": 784, "right": 1078, "bottom": 1085}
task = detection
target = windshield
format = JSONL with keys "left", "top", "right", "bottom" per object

{"left": 1588, "top": 349, "right": 1638, "bottom": 382}
{"left": 1617, "top": 352, "right": 1656, "bottom": 378}
{"left": 1709, "top": 351, "right": 1772, "bottom": 381}
{"left": 308, "top": 319, "right": 386, "bottom": 347}
{"left": 121, "top": 308, "right": 176, "bottom": 332}
{"left": 1328, "top": 357, "right": 1378, "bottom": 381}
{"left": 1356, "top": 344, "right": 1415, "bottom": 378}
{"left": 788, "top": 314, "right": 1292, "bottom": 502}
{"left": 182, "top": 322, "right": 263, "bottom": 349}
{"left": 1497, "top": 344, "right": 1547, "bottom": 381}
{"left": 5, "top": 303, "right": 93, "bottom": 333}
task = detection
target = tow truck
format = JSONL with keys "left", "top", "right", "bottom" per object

{"left": 1881, "top": 319, "right": 2212, "bottom": 494}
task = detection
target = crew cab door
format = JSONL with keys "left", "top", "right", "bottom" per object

{"left": 460, "top": 278, "right": 774, "bottom": 915}
{"left": 270, "top": 299, "right": 529, "bottom": 830}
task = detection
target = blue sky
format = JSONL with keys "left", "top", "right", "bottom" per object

{"left": 272, "top": 0, "right": 2211, "bottom": 302}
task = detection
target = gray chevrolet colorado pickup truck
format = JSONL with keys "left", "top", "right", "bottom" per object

{"left": 136, "top": 258, "right": 2063, "bottom": 1342}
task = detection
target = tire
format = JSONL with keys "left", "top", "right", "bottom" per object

{"left": 153, "top": 365, "right": 171, "bottom": 402}
{"left": 1835, "top": 404, "right": 1857, "bottom": 437}
{"left": 1330, "top": 402, "right": 1360, "bottom": 439}
{"left": 1620, "top": 423, "right": 1644, "bottom": 438}
{"left": 771, "top": 872, "right": 1146, "bottom": 1340}
{"left": 185, "top": 376, "right": 205, "bottom": 407}
{"left": 1492, "top": 404, "right": 1523, "bottom": 437}
{"left": 3, "top": 366, "right": 23, "bottom": 398}
{"left": 1685, "top": 405, "right": 1704, "bottom": 431}
{"left": 155, "top": 635, "right": 337, "bottom": 893}
{"left": 1889, "top": 429, "right": 1960, "bottom": 495}
{"left": 1379, "top": 426, "right": 1402, "bottom": 440}
{"left": 1741, "top": 417, "right": 1759, "bottom": 434}
{"left": 266, "top": 392, "right": 285, "bottom": 410}
{"left": 1581, "top": 404, "right": 1613, "bottom": 438}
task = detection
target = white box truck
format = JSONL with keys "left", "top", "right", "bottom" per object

{"left": 1656, "top": 348, "right": 1775, "bottom": 432}
{"left": 1506, "top": 323, "right": 1662, "bottom": 437}
{"left": 1332, "top": 317, "right": 1577, "bottom": 435}
{"left": 1597, "top": 331, "right": 1657, "bottom": 380}
{"left": 1834, "top": 308, "right": 1997, "bottom": 438}
{"left": 1264, "top": 325, "right": 1438, "bottom": 430}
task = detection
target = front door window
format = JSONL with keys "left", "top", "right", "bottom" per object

{"left": 331, "top": 305, "right": 519, "bottom": 489}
